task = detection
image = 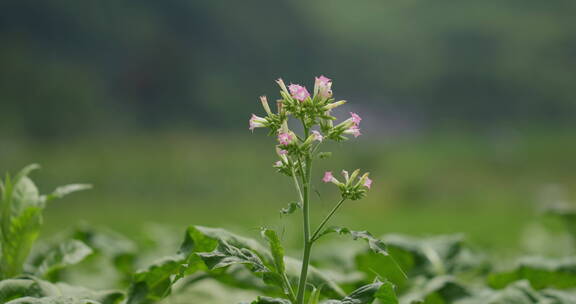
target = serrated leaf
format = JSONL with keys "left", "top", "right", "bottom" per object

{"left": 262, "top": 229, "right": 286, "bottom": 276}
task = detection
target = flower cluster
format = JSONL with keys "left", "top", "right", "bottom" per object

{"left": 249, "top": 76, "right": 372, "bottom": 192}
{"left": 323, "top": 169, "right": 372, "bottom": 200}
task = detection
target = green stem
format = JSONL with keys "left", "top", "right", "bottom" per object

{"left": 310, "top": 198, "right": 346, "bottom": 243}
{"left": 296, "top": 126, "right": 312, "bottom": 304}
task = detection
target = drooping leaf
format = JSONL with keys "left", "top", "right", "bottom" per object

{"left": 324, "top": 280, "right": 398, "bottom": 304}
{"left": 318, "top": 227, "right": 388, "bottom": 256}
{"left": 488, "top": 256, "right": 576, "bottom": 290}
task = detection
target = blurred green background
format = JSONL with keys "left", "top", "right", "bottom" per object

{"left": 1, "top": 1, "right": 575, "bottom": 252}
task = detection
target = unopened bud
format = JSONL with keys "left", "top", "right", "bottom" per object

{"left": 260, "top": 96, "right": 272, "bottom": 115}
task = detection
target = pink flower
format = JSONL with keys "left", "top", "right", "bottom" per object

{"left": 274, "top": 161, "right": 283, "bottom": 167}
{"left": 311, "top": 130, "right": 323, "bottom": 142}
{"left": 315, "top": 75, "right": 332, "bottom": 98}
{"left": 322, "top": 171, "right": 334, "bottom": 183}
{"left": 278, "top": 132, "right": 294, "bottom": 146}
{"left": 278, "top": 149, "right": 288, "bottom": 155}
{"left": 350, "top": 112, "right": 362, "bottom": 125}
{"left": 288, "top": 84, "right": 311, "bottom": 102}
{"left": 316, "top": 75, "right": 331, "bottom": 86}
{"left": 249, "top": 114, "right": 267, "bottom": 131}
{"left": 344, "top": 125, "right": 361, "bottom": 138}
{"left": 364, "top": 177, "right": 373, "bottom": 189}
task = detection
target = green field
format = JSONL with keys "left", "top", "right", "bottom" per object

{"left": 1, "top": 128, "right": 573, "bottom": 253}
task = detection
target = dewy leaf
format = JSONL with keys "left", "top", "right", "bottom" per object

{"left": 31, "top": 240, "right": 94, "bottom": 280}
{"left": 324, "top": 280, "right": 398, "bottom": 304}
{"left": 488, "top": 256, "right": 576, "bottom": 290}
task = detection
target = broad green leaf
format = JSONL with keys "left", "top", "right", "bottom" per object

{"left": 324, "top": 280, "right": 398, "bottom": 304}
{"left": 70, "top": 225, "right": 138, "bottom": 277}
{"left": 31, "top": 240, "right": 93, "bottom": 280}
{"left": 126, "top": 255, "right": 186, "bottom": 304}
{"left": 0, "top": 276, "right": 122, "bottom": 304}
{"left": 488, "top": 256, "right": 576, "bottom": 290}
{"left": 126, "top": 226, "right": 345, "bottom": 304}
{"left": 0, "top": 165, "right": 90, "bottom": 279}
{"left": 5, "top": 296, "right": 100, "bottom": 304}
{"left": 198, "top": 240, "right": 269, "bottom": 273}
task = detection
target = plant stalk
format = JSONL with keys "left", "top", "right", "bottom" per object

{"left": 296, "top": 126, "right": 313, "bottom": 304}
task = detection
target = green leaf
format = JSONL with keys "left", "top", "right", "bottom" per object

{"left": 250, "top": 296, "right": 292, "bottom": 304}
{"left": 31, "top": 240, "right": 93, "bottom": 280}
{"left": 126, "top": 226, "right": 345, "bottom": 304}
{"left": 262, "top": 229, "right": 286, "bottom": 276}
{"left": 319, "top": 227, "right": 388, "bottom": 256}
{"left": 5, "top": 297, "right": 100, "bottom": 304}
{"left": 324, "top": 280, "right": 398, "bottom": 304}
{"left": 280, "top": 202, "right": 301, "bottom": 216}
{"left": 400, "top": 276, "right": 469, "bottom": 304}
{"left": 198, "top": 240, "right": 269, "bottom": 273}
{"left": 0, "top": 165, "right": 91, "bottom": 279}
{"left": 41, "top": 184, "right": 92, "bottom": 203}
{"left": 126, "top": 255, "right": 186, "bottom": 304}
{"left": 488, "top": 256, "right": 576, "bottom": 290}
{"left": 0, "top": 276, "right": 123, "bottom": 304}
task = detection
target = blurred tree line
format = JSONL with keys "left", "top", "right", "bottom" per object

{"left": 0, "top": 0, "right": 575, "bottom": 138}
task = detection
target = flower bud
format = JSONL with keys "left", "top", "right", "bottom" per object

{"left": 260, "top": 96, "right": 272, "bottom": 115}
{"left": 323, "top": 100, "right": 347, "bottom": 111}
{"left": 276, "top": 78, "right": 290, "bottom": 95}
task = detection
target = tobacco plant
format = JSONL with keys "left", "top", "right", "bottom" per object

{"left": 249, "top": 76, "right": 376, "bottom": 304}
